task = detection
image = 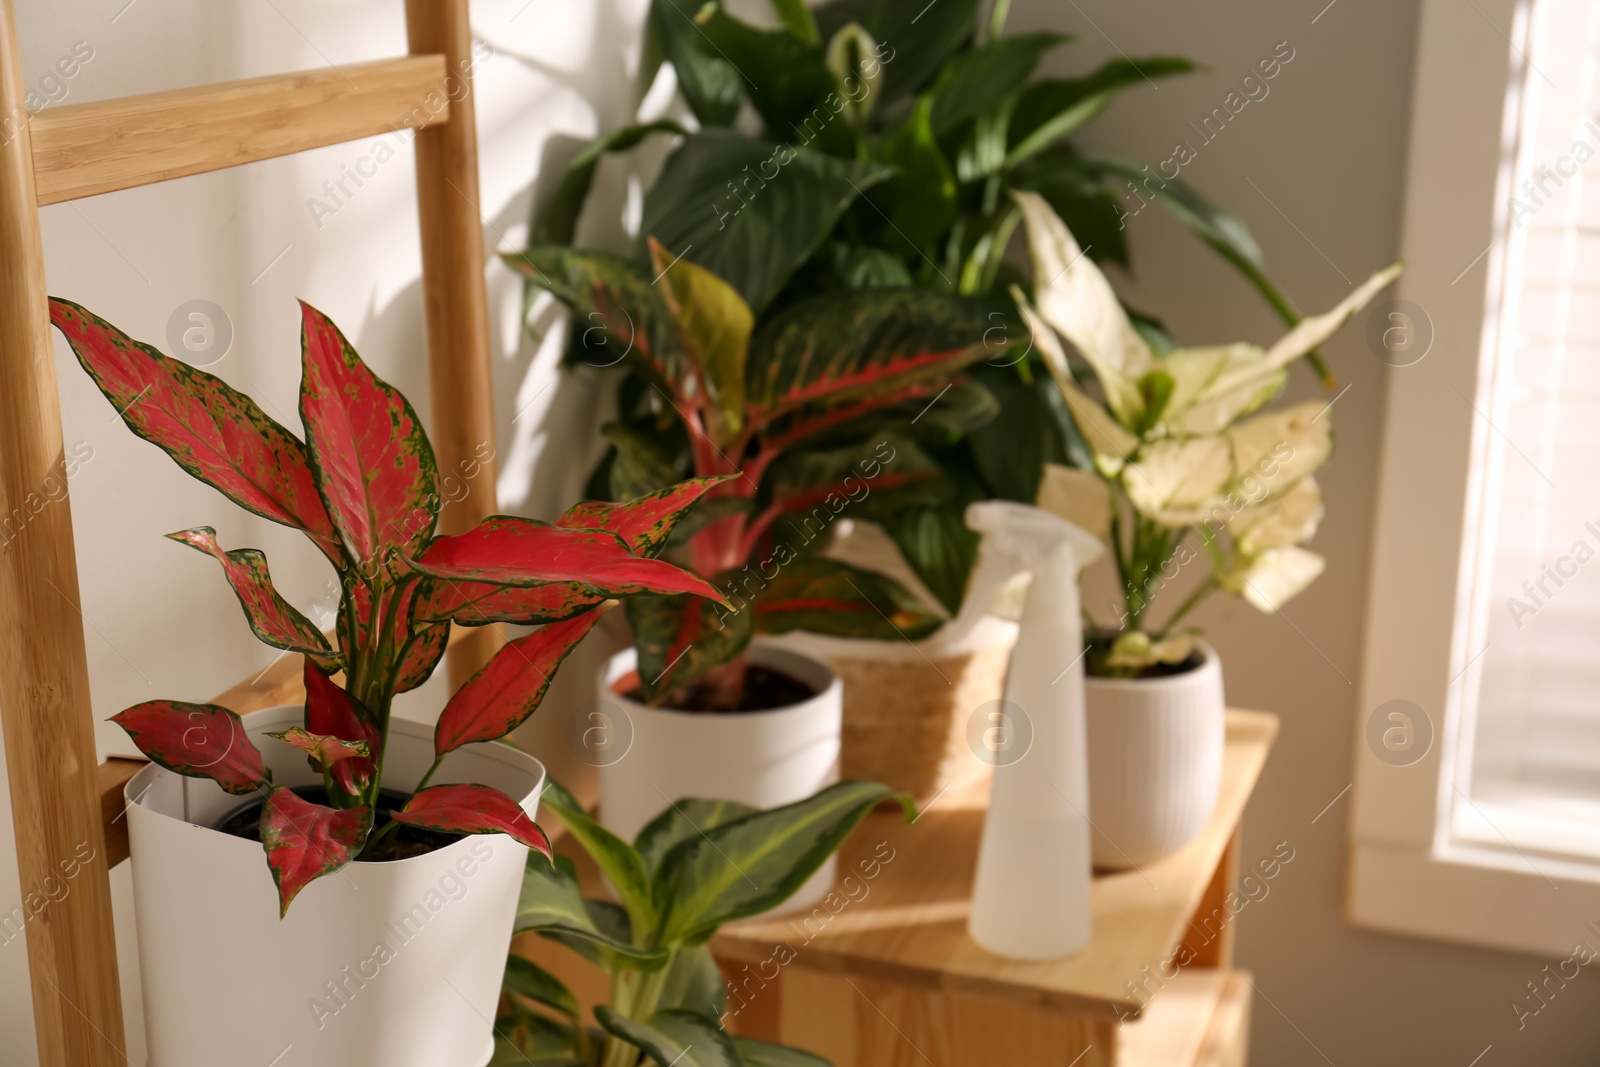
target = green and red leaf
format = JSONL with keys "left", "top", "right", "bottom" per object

{"left": 110, "top": 701, "right": 268, "bottom": 796}
{"left": 648, "top": 238, "right": 751, "bottom": 449}
{"left": 396, "top": 622, "right": 449, "bottom": 693}
{"left": 434, "top": 610, "right": 606, "bottom": 756}
{"left": 261, "top": 788, "right": 371, "bottom": 915}
{"left": 410, "top": 516, "right": 728, "bottom": 604}
{"left": 297, "top": 300, "right": 439, "bottom": 568}
{"left": 267, "top": 726, "right": 370, "bottom": 769}
{"left": 303, "top": 662, "right": 378, "bottom": 795}
{"left": 755, "top": 557, "right": 942, "bottom": 641}
{"left": 49, "top": 298, "right": 341, "bottom": 565}
{"left": 167, "top": 527, "right": 338, "bottom": 671}
{"left": 555, "top": 476, "right": 737, "bottom": 557}
{"left": 413, "top": 578, "right": 605, "bottom": 627}
{"left": 625, "top": 585, "right": 755, "bottom": 704}
{"left": 392, "top": 784, "right": 551, "bottom": 857}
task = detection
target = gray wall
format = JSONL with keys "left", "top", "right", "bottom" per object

{"left": 1023, "top": 0, "right": 1600, "bottom": 1061}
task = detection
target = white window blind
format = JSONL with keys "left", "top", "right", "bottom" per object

{"left": 1451, "top": 0, "right": 1600, "bottom": 863}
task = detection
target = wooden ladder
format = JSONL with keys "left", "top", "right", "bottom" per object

{"left": 0, "top": 3, "right": 508, "bottom": 1063}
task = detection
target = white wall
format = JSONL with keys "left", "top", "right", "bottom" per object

{"left": 1026, "top": 0, "right": 1600, "bottom": 1062}
{"left": 0, "top": 2, "right": 656, "bottom": 1061}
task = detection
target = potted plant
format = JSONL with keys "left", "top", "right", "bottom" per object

{"left": 521, "top": 0, "right": 1327, "bottom": 803}
{"left": 51, "top": 297, "right": 724, "bottom": 1067}
{"left": 1009, "top": 192, "right": 1401, "bottom": 867}
{"left": 503, "top": 241, "right": 994, "bottom": 866}
{"left": 490, "top": 779, "right": 910, "bottom": 1066}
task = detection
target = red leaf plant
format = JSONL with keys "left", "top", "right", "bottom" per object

{"left": 54, "top": 298, "right": 726, "bottom": 914}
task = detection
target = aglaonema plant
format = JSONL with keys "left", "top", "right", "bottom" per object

{"left": 504, "top": 241, "right": 1017, "bottom": 708}
{"left": 491, "top": 779, "right": 912, "bottom": 1067}
{"left": 52, "top": 297, "right": 728, "bottom": 913}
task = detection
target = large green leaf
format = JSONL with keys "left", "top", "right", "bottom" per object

{"left": 636, "top": 798, "right": 759, "bottom": 878}
{"left": 1005, "top": 57, "right": 1196, "bottom": 167}
{"left": 640, "top": 130, "right": 895, "bottom": 313}
{"left": 625, "top": 587, "right": 756, "bottom": 704}
{"left": 658, "top": 945, "right": 730, "bottom": 1018}
{"left": 878, "top": 96, "right": 957, "bottom": 262}
{"left": 531, "top": 121, "right": 687, "bottom": 247}
{"left": 928, "top": 32, "right": 1068, "bottom": 132}
{"left": 696, "top": 6, "right": 843, "bottom": 153}
{"left": 654, "top": 781, "right": 914, "bottom": 945}
{"left": 813, "top": 0, "right": 980, "bottom": 109}
{"left": 595, "top": 1008, "right": 743, "bottom": 1067}
{"left": 735, "top": 1037, "right": 834, "bottom": 1067}
{"left": 651, "top": 0, "right": 743, "bottom": 126}
{"left": 754, "top": 556, "right": 941, "bottom": 640}
{"left": 515, "top": 854, "right": 670, "bottom": 970}
{"left": 502, "top": 953, "right": 581, "bottom": 1021}
{"left": 881, "top": 505, "right": 979, "bottom": 615}
{"left": 539, "top": 778, "right": 655, "bottom": 938}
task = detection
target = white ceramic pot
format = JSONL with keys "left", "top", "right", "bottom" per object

{"left": 126, "top": 706, "right": 544, "bottom": 1067}
{"left": 1085, "top": 641, "right": 1225, "bottom": 869}
{"left": 596, "top": 640, "right": 842, "bottom": 910}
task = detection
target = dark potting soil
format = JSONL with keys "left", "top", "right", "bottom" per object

{"left": 215, "top": 786, "right": 460, "bottom": 860}
{"left": 629, "top": 664, "right": 817, "bottom": 712}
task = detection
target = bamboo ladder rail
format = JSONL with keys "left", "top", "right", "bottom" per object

{"left": 0, "top": 3, "right": 507, "bottom": 1063}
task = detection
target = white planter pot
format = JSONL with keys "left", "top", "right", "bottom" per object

{"left": 1085, "top": 641, "right": 1225, "bottom": 869}
{"left": 596, "top": 640, "right": 842, "bottom": 910}
{"left": 126, "top": 706, "right": 544, "bottom": 1067}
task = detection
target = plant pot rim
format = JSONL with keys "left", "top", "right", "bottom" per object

{"left": 1084, "top": 638, "right": 1219, "bottom": 692}
{"left": 603, "top": 639, "right": 842, "bottom": 720}
{"left": 125, "top": 705, "right": 546, "bottom": 871}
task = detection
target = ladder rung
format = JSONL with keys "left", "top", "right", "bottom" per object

{"left": 31, "top": 55, "right": 450, "bottom": 206}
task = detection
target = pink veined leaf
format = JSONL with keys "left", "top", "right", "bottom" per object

{"left": 167, "top": 527, "right": 338, "bottom": 671}
{"left": 434, "top": 610, "right": 606, "bottom": 756}
{"left": 303, "top": 662, "right": 378, "bottom": 795}
{"left": 413, "top": 577, "right": 605, "bottom": 626}
{"left": 554, "top": 475, "right": 738, "bottom": 557}
{"left": 411, "top": 516, "right": 728, "bottom": 605}
{"left": 49, "top": 298, "right": 342, "bottom": 566}
{"left": 261, "top": 788, "right": 371, "bottom": 916}
{"left": 267, "top": 726, "right": 370, "bottom": 770}
{"left": 110, "top": 701, "right": 268, "bottom": 796}
{"left": 297, "top": 300, "right": 440, "bottom": 568}
{"left": 390, "top": 783, "right": 551, "bottom": 858}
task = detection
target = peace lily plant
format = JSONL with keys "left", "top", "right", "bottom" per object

{"left": 52, "top": 298, "right": 724, "bottom": 913}
{"left": 1010, "top": 192, "right": 1401, "bottom": 675}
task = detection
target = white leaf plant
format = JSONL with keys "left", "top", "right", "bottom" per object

{"left": 1014, "top": 190, "right": 1401, "bottom": 676}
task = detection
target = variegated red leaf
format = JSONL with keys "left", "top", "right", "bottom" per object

{"left": 555, "top": 475, "right": 738, "bottom": 557}
{"left": 625, "top": 589, "right": 753, "bottom": 703}
{"left": 390, "top": 783, "right": 551, "bottom": 858}
{"left": 396, "top": 621, "right": 449, "bottom": 693}
{"left": 267, "top": 726, "right": 370, "bottom": 769}
{"left": 50, "top": 298, "right": 342, "bottom": 565}
{"left": 413, "top": 577, "right": 605, "bottom": 626}
{"left": 167, "top": 527, "right": 338, "bottom": 670}
{"left": 297, "top": 300, "right": 439, "bottom": 568}
{"left": 411, "top": 516, "right": 728, "bottom": 604}
{"left": 261, "top": 788, "right": 371, "bottom": 915}
{"left": 304, "top": 662, "right": 378, "bottom": 795}
{"left": 434, "top": 610, "right": 605, "bottom": 756}
{"left": 110, "top": 701, "right": 268, "bottom": 796}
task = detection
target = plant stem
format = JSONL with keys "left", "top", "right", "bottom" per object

{"left": 1154, "top": 576, "right": 1216, "bottom": 638}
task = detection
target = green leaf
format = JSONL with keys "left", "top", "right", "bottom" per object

{"left": 1005, "top": 57, "right": 1196, "bottom": 167}
{"left": 531, "top": 121, "right": 687, "bottom": 247}
{"left": 649, "top": 239, "right": 752, "bottom": 449}
{"left": 658, "top": 945, "right": 730, "bottom": 1018}
{"left": 881, "top": 505, "right": 979, "bottom": 615}
{"left": 814, "top": 0, "right": 980, "bottom": 109}
{"left": 594, "top": 1008, "right": 743, "bottom": 1067}
{"left": 515, "top": 854, "right": 670, "bottom": 971}
{"left": 764, "top": 431, "right": 941, "bottom": 513}
{"left": 539, "top": 778, "right": 655, "bottom": 939}
{"left": 832, "top": 244, "right": 915, "bottom": 288}
{"left": 625, "top": 588, "right": 756, "bottom": 703}
{"left": 928, "top": 32, "right": 1068, "bottom": 133}
{"left": 636, "top": 798, "right": 761, "bottom": 881}
{"left": 641, "top": 131, "right": 896, "bottom": 313}
{"left": 652, "top": 0, "right": 743, "bottom": 126}
{"left": 1012, "top": 153, "right": 1129, "bottom": 266}
{"left": 755, "top": 556, "right": 941, "bottom": 640}
{"left": 696, "top": 6, "right": 844, "bottom": 153}
{"left": 603, "top": 422, "right": 684, "bottom": 501}
{"left": 503, "top": 953, "right": 581, "bottom": 1021}
{"left": 654, "top": 781, "right": 915, "bottom": 945}
{"left": 735, "top": 1037, "right": 834, "bottom": 1067}
{"left": 489, "top": 1006, "right": 588, "bottom": 1067}
{"left": 878, "top": 96, "right": 957, "bottom": 262}
{"left": 768, "top": 0, "right": 820, "bottom": 43}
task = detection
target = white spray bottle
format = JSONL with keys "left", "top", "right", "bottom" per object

{"left": 960, "top": 500, "right": 1104, "bottom": 960}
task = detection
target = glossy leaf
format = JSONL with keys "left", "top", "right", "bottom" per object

{"left": 881, "top": 505, "right": 979, "bottom": 615}
{"left": 395, "top": 621, "right": 449, "bottom": 693}
{"left": 556, "top": 476, "right": 737, "bottom": 557}
{"left": 604, "top": 421, "right": 688, "bottom": 500}
{"left": 434, "top": 610, "right": 605, "bottom": 755}
{"left": 652, "top": 0, "right": 743, "bottom": 126}
{"left": 658, "top": 946, "right": 729, "bottom": 1018}
{"left": 539, "top": 778, "right": 654, "bottom": 936}
{"left": 650, "top": 238, "right": 752, "bottom": 449}
{"left": 635, "top": 798, "right": 758, "bottom": 877}
{"left": 640, "top": 130, "right": 895, "bottom": 313}
{"left": 297, "top": 300, "right": 439, "bottom": 567}
{"left": 392, "top": 784, "right": 551, "bottom": 856}
{"left": 735, "top": 1037, "right": 833, "bottom": 1067}
{"left": 167, "top": 527, "right": 337, "bottom": 670}
{"left": 413, "top": 516, "right": 727, "bottom": 603}
{"left": 625, "top": 588, "right": 755, "bottom": 704}
{"left": 531, "top": 120, "right": 687, "bottom": 247}
{"left": 930, "top": 31, "right": 1068, "bottom": 132}
{"left": 503, "top": 953, "right": 581, "bottom": 1021}
{"left": 1006, "top": 58, "right": 1196, "bottom": 166}
{"left": 111, "top": 701, "right": 268, "bottom": 796}
{"left": 745, "top": 288, "right": 1001, "bottom": 422}
{"left": 266, "top": 726, "right": 369, "bottom": 770}
{"left": 755, "top": 556, "right": 942, "bottom": 640}
{"left": 515, "top": 854, "right": 671, "bottom": 970}
{"left": 261, "top": 788, "right": 370, "bottom": 915}
{"left": 594, "top": 1008, "right": 743, "bottom": 1067}
{"left": 694, "top": 7, "right": 840, "bottom": 153}
{"left": 303, "top": 662, "right": 378, "bottom": 796}
{"left": 813, "top": 0, "right": 980, "bottom": 108}
{"left": 879, "top": 97, "right": 957, "bottom": 262}
{"left": 49, "top": 298, "right": 341, "bottom": 565}
{"left": 414, "top": 578, "right": 605, "bottom": 627}
{"left": 654, "top": 781, "right": 914, "bottom": 945}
